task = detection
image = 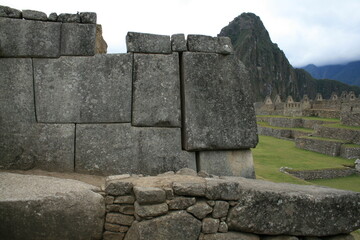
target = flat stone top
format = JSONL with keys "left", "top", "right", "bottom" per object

{"left": 0, "top": 172, "right": 100, "bottom": 201}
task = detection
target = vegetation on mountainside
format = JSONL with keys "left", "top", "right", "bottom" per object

{"left": 219, "top": 13, "right": 360, "bottom": 101}
{"left": 252, "top": 135, "right": 360, "bottom": 192}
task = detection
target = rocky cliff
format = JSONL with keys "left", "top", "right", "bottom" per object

{"left": 219, "top": 13, "right": 360, "bottom": 102}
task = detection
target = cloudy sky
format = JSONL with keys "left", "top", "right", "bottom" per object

{"left": 2, "top": 0, "right": 360, "bottom": 67}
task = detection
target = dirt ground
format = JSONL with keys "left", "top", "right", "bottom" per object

{"left": 0, "top": 169, "right": 106, "bottom": 188}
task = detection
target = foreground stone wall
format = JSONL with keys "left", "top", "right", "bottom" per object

{"left": 103, "top": 171, "right": 360, "bottom": 240}
{"left": 0, "top": 5, "right": 257, "bottom": 177}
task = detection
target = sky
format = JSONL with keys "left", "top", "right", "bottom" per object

{"left": 2, "top": 0, "right": 360, "bottom": 67}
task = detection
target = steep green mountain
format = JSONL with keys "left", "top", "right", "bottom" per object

{"left": 218, "top": 13, "right": 360, "bottom": 101}
{"left": 302, "top": 61, "right": 360, "bottom": 87}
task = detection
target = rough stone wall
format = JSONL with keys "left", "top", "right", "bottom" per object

{"left": 103, "top": 172, "right": 360, "bottom": 240}
{"left": 314, "top": 125, "right": 360, "bottom": 144}
{"left": 283, "top": 168, "right": 358, "bottom": 180}
{"left": 340, "top": 145, "right": 360, "bottom": 159}
{"left": 0, "top": 6, "right": 257, "bottom": 177}
{"left": 295, "top": 137, "right": 344, "bottom": 157}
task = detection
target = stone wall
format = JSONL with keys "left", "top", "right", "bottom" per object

{"left": 283, "top": 168, "right": 358, "bottom": 180}
{"left": 103, "top": 171, "right": 360, "bottom": 240}
{"left": 314, "top": 125, "right": 360, "bottom": 144}
{"left": 0, "top": 6, "right": 257, "bottom": 177}
{"left": 295, "top": 137, "right": 344, "bottom": 157}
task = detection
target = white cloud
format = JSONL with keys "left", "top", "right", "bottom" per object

{"left": 2, "top": 0, "right": 360, "bottom": 67}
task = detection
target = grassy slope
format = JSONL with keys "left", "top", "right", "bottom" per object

{"left": 252, "top": 135, "right": 360, "bottom": 191}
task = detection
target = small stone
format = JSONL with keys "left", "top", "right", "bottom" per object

{"left": 167, "top": 197, "right": 196, "bottom": 210}
{"left": 114, "top": 195, "right": 135, "bottom": 204}
{"left": 176, "top": 168, "right": 198, "bottom": 176}
{"left": 171, "top": 33, "right": 187, "bottom": 52}
{"left": 218, "top": 221, "right": 228, "bottom": 233}
{"left": 134, "top": 201, "right": 168, "bottom": 218}
{"left": 48, "top": 12, "right": 58, "bottom": 21}
{"left": 207, "top": 201, "right": 215, "bottom": 207}
{"left": 104, "top": 223, "right": 129, "bottom": 232}
{"left": 198, "top": 170, "right": 211, "bottom": 178}
{"left": 80, "top": 12, "right": 97, "bottom": 24}
{"left": 133, "top": 186, "right": 166, "bottom": 204}
{"left": 187, "top": 34, "right": 233, "bottom": 54}
{"left": 57, "top": 13, "right": 80, "bottom": 23}
{"left": 0, "top": 5, "right": 22, "bottom": 18}
{"left": 157, "top": 171, "right": 175, "bottom": 176}
{"left": 22, "top": 10, "right": 47, "bottom": 21}
{"left": 202, "top": 218, "right": 220, "bottom": 234}
{"left": 262, "top": 236, "right": 299, "bottom": 240}
{"left": 164, "top": 187, "right": 174, "bottom": 200}
{"left": 187, "top": 201, "right": 213, "bottom": 219}
{"left": 106, "top": 174, "right": 131, "bottom": 182}
{"left": 118, "top": 205, "right": 135, "bottom": 215}
{"left": 106, "top": 204, "right": 121, "bottom": 212}
{"left": 212, "top": 201, "right": 229, "bottom": 218}
{"left": 202, "top": 232, "right": 260, "bottom": 240}
{"left": 105, "top": 181, "right": 133, "bottom": 196}
{"left": 229, "top": 201, "right": 238, "bottom": 207}
{"left": 105, "top": 196, "right": 114, "bottom": 205}
{"left": 106, "top": 213, "right": 135, "bottom": 226}
{"left": 103, "top": 231, "right": 125, "bottom": 240}
{"left": 173, "top": 181, "right": 206, "bottom": 197}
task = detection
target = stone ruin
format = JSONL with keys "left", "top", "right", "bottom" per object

{"left": 256, "top": 93, "right": 360, "bottom": 125}
{"left": 0, "top": 5, "right": 360, "bottom": 240}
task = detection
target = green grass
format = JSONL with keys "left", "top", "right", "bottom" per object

{"left": 309, "top": 175, "right": 360, "bottom": 192}
{"left": 323, "top": 123, "right": 360, "bottom": 131}
{"left": 253, "top": 135, "right": 359, "bottom": 191}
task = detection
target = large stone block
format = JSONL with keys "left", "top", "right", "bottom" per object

{"left": 0, "top": 173, "right": 104, "bottom": 240}
{"left": 224, "top": 177, "right": 360, "bottom": 236}
{"left": 198, "top": 150, "right": 255, "bottom": 178}
{"left": 124, "top": 211, "right": 201, "bottom": 240}
{"left": 187, "top": 35, "right": 233, "bottom": 54}
{"left": 0, "top": 123, "right": 75, "bottom": 171}
{"left": 61, "top": 23, "right": 96, "bottom": 56}
{"left": 0, "top": 5, "right": 22, "bottom": 18}
{"left": 182, "top": 52, "right": 258, "bottom": 150}
{"left": 0, "top": 18, "right": 61, "bottom": 57}
{"left": 132, "top": 53, "right": 181, "bottom": 127}
{"left": 75, "top": 124, "right": 196, "bottom": 175}
{"left": 0, "top": 58, "right": 36, "bottom": 124}
{"left": 34, "top": 54, "right": 132, "bottom": 123}
{"left": 126, "top": 32, "right": 171, "bottom": 53}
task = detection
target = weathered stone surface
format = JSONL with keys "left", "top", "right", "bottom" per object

{"left": 0, "top": 18, "right": 61, "bottom": 57}
{"left": 212, "top": 201, "right": 229, "bottom": 218}
{"left": 167, "top": 196, "right": 196, "bottom": 210}
{"left": 132, "top": 53, "right": 181, "bottom": 127}
{"left": 198, "top": 150, "right": 256, "bottom": 178}
{"left": 322, "top": 234, "right": 355, "bottom": 240}
{"left": 171, "top": 33, "right": 187, "bottom": 52}
{"left": 105, "top": 180, "right": 133, "bottom": 196}
{"left": 96, "top": 24, "right": 108, "bottom": 54}
{"left": 80, "top": 12, "right": 97, "bottom": 23}
{"left": 106, "top": 212, "right": 135, "bottom": 226}
{"left": 57, "top": 13, "right": 80, "bottom": 23}
{"left": 126, "top": 32, "right": 171, "bottom": 53}
{"left": 114, "top": 195, "right": 136, "bottom": 204}
{"left": 187, "top": 201, "right": 213, "bottom": 219}
{"left": 0, "top": 5, "right": 21, "bottom": 18}
{"left": 134, "top": 201, "right": 168, "bottom": 218}
{"left": 104, "top": 223, "right": 129, "bottom": 233}
{"left": 182, "top": 52, "right": 258, "bottom": 150}
{"left": 61, "top": 23, "right": 96, "bottom": 56}
{"left": 173, "top": 181, "right": 206, "bottom": 197}
{"left": 262, "top": 236, "right": 299, "bottom": 240}
{"left": 205, "top": 178, "right": 242, "bottom": 200}
{"left": 118, "top": 205, "right": 135, "bottom": 215}
{"left": 0, "top": 173, "right": 104, "bottom": 240}
{"left": 0, "top": 124, "right": 75, "bottom": 171}
{"left": 202, "top": 218, "right": 220, "bottom": 233}
{"left": 224, "top": 177, "right": 360, "bottom": 236}
{"left": 176, "top": 168, "right": 198, "bottom": 176}
{"left": 48, "top": 12, "right": 58, "bottom": 21}
{"left": 76, "top": 124, "right": 196, "bottom": 175}
{"left": 34, "top": 54, "right": 132, "bottom": 123}
{"left": 164, "top": 187, "right": 174, "bottom": 199}
{"left": 134, "top": 186, "right": 166, "bottom": 204}
{"left": 124, "top": 211, "right": 201, "bottom": 240}
{"left": 22, "top": 9, "right": 47, "bottom": 21}
{"left": 187, "top": 35, "right": 233, "bottom": 54}
{"left": 202, "top": 232, "right": 260, "bottom": 240}
{"left": 218, "top": 221, "right": 228, "bottom": 233}
{"left": 340, "top": 145, "right": 360, "bottom": 159}
{"left": 103, "top": 231, "right": 125, "bottom": 240}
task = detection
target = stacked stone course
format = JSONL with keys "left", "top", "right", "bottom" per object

{"left": 0, "top": 5, "right": 257, "bottom": 178}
